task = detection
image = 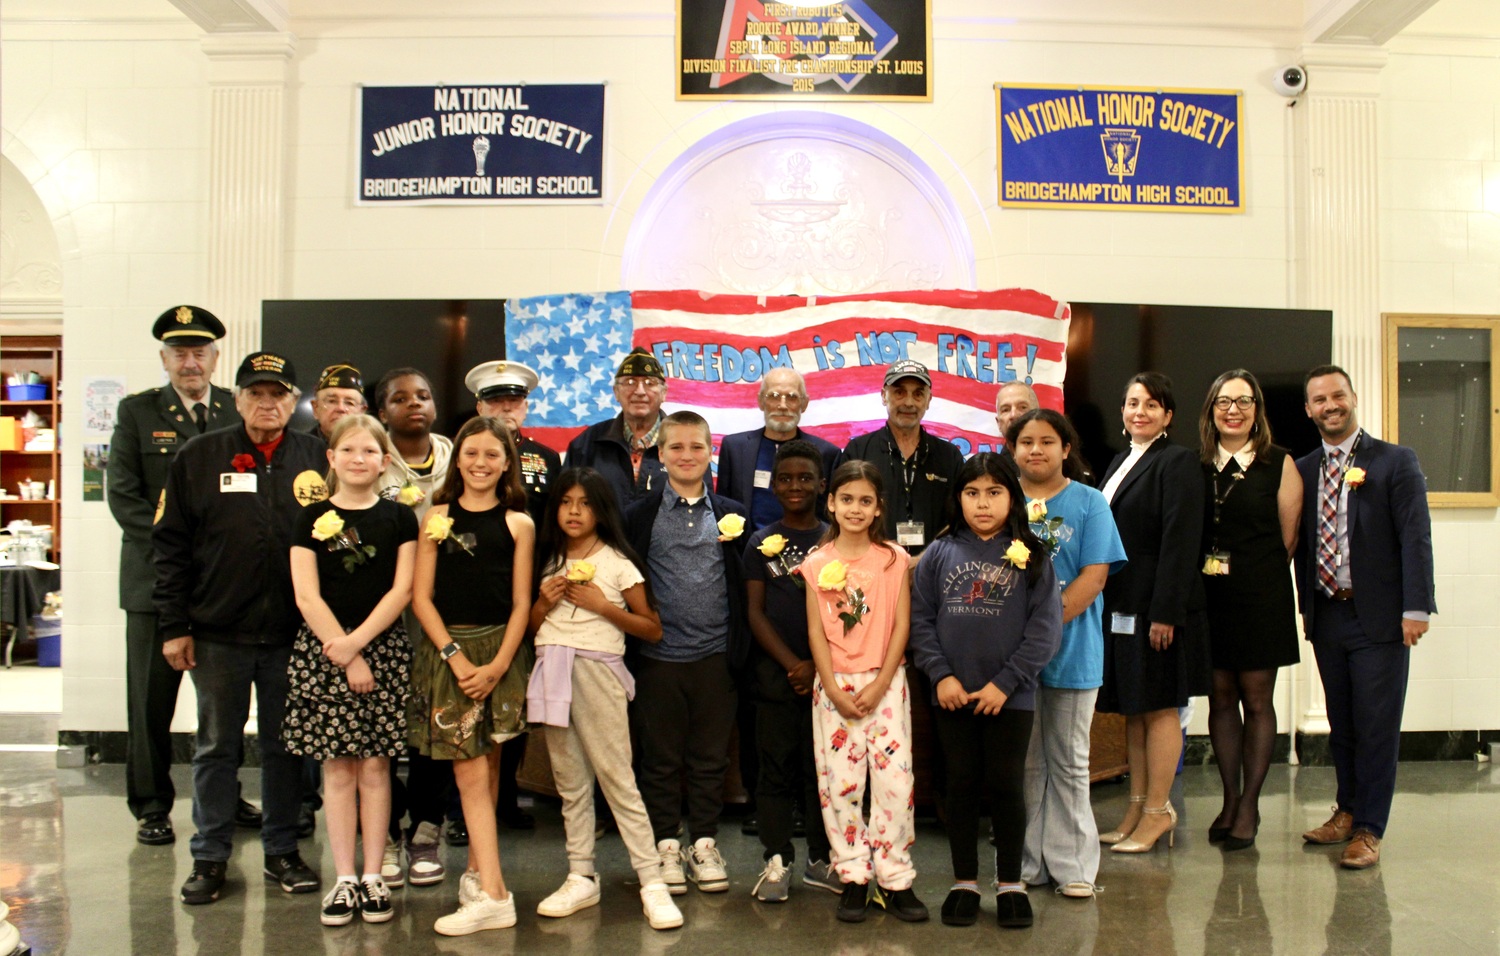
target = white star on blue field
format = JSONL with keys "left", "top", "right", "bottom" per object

{"left": 505, "top": 291, "right": 634, "bottom": 426}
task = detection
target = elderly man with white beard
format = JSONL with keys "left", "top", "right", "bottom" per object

{"left": 714, "top": 367, "right": 841, "bottom": 533}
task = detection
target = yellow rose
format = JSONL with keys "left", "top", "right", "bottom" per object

{"left": 398, "top": 483, "right": 425, "bottom": 506}
{"left": 425, "top": 512, "right": 455, "bottom": 543}
{"left": 1005, "top": 540, "right": 1030, "bottom": 569}
{"left": 1343, "top": 466, "right": 1366, "bottom": 488}
{"left": 717, "top": 513, "right": 746, "bottom": 540}
{"left": 758, "top": 534, "right": 788, "bottom": 557}
{"left": 311, "top": 510, "right": 345, "bottom": 542}
{"left": 566, "top": 560, "right": 596, "bottom": 583}
{"left": 1026, "top": 499, "right": 1047, "bottom": 523}
{"left": 816, "top": 559, "right": 848, "bottom": 592}
{"left": 1202, "top": 555, "right": 1221, "bottom": 576}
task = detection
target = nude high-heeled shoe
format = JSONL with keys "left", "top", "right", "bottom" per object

{"left": 1099, "top": 795, "right": 1147, "bottom": 845}
{"left": 1111, "top": 803, "right": 1177, "bottom": 853}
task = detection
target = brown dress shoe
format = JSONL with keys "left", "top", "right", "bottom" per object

{"left": 1340, "top": 829, "right": 1381, "bottom": 869}
{"left": 1303, "top": 807, "right": 1354, "bottom": 844}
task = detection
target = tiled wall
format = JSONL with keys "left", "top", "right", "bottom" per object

{"left": 3, "top": 12, "right": 1495, "bottom": 734}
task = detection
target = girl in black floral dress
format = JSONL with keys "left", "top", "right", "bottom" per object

{"left": 285, "top": 415, "right": 418, "bottom": 927}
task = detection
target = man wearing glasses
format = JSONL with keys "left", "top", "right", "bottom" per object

{"left": 565, "top": 347, "right": 670, "bottom": 506}
{"left": 307, "top": 364, "right": 367, "bottom": 442}
{"left": 716, "top": 367, "right": 841, "bottom": 532}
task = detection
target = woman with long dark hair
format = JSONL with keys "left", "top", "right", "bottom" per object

{"left": 1096, "top": 373, "right": 1211, "bottom": 854}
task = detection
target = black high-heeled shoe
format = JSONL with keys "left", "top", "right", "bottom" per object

{"left": 1208, "top": 825, "right": 1230, "bottom": 844}
{"left": 1222, "top": 811, "right": 1260, "bottom": 851}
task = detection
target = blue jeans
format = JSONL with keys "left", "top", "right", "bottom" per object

{"left": 188, "top": 640, "right": 300, "bottom": 861}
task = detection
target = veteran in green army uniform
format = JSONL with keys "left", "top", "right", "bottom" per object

{"left": 106, "top": 306, "right": 247, "bottom": 847}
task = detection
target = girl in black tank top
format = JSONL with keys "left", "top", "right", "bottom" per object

{"left": 410, "top": 418, "right": 535, "bottom": 936}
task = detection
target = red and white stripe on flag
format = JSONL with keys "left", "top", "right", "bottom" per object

{"left": 630, "top": 288, "right": 1071, "bottom": 456}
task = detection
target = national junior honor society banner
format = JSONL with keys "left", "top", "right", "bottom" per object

{"left": 506, "top": 289, "right": 1070, "bottom": 457}
{"left": 358, "top": 84, "right": 605, "bottom": 204}
{"left": 996, "top": 83, "right": 1243, "bottom": 213}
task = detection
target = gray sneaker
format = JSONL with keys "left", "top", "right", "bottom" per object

{"left": 802, "top": 858, "right": 841, "bottom": 894}
{"left": 752, "top": 854, "right": 790, "bottom": 902}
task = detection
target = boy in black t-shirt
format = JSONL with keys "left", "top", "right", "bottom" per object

{"left": 743, "top": 440, "right": 835, "bottom": 902}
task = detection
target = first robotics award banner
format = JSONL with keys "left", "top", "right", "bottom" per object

{"left": 358, "top": 84, "right": 606, "bottom": 204}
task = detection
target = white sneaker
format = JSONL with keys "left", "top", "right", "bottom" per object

{"left": 458, "top": 868, "right": 481, "bottom": 905}
{"left": 685, "top": 837, "right": 729, "bottom": 892}
{"left": 537, "top": 873, "right": 601, "bottom": 917}
{"left": 408, "top": 821, "right": 445, "bottom": 886}
{"left": 640, "top": 881, "right": 684, "bottom": 930}
{"left": 433, "top": 890, "right": 516, "bottom": 936}
{"left": 380, "top": 839, "right": 405, "bottom": 888}
{"left": 657, "top": 839, "right": 687, "bottom": 896}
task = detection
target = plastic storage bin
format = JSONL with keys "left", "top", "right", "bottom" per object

{"left": 5, "top": 383, "right": 47, "bottom": 401}
{"left": 33, "top": 615, "right": 61, "bottom": 667}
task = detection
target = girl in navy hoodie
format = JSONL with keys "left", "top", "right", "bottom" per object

{"left": 910, "top": 453, "right": 1062, "bottom": 930}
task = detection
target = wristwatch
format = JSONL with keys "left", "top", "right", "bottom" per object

{"left": 440, "top": 642, "right": 461, "bottom": 662}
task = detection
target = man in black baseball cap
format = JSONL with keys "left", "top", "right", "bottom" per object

{"left": 564, "top": 347, "right": 670, "bottom": 507}
{"left": 155, "top": 347, "right": 331, "bottom": 904}
{"left": 309, "top": 363, "right": 367, "bottom": 441}
{"left": 108, "top": 305, "right": 243, "bottom": 849}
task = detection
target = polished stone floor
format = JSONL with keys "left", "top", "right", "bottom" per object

{"left": 2, "top": 714, "right": 1497, "bottom": 956}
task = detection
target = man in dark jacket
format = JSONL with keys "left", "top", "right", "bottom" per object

{"left": 715, "top": 367, "right": 841, "bottom": 532}
{"left": 107, "top": 305, "right": 240, "bottom": 847}
{"left": 154, "top": 351, "right": 329, "bottom": 905}
{"left": 842, "top": 359, "right": 964, "bottom": 555}
{"left": 565, "top": 348, "right": 668, "bottom": 507}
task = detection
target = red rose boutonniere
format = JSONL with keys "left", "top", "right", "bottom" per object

{"left": 232, "top": 453, "right": 256, "bottom": 473}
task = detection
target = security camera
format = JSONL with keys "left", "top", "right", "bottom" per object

{"left": 1274, "top": 66, "right": 1306, "bottom": 97}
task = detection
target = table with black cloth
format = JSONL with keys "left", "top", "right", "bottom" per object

{"left": 2, "top": 563, "right": 61, "bottom": 667}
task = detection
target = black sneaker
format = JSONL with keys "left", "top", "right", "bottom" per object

{"left": 444, "top": 818, "right": 469, "bottom": 847}
{"left": 498, "top": 805, "right": 535, "bottom": 830}
{"left": 740, "top": 814, "right": 759, "bottom": 837}
{"left": 995, "top": 889, "right": 1033, "bottom": 928}
{"left": 234, "top": 797, "right": 263, "bottom": 829}
{"left": 297, "top": 804, "right": 317, "bottom": 839}
{"left": 873, "top": 885, "right": 929, "bottom": 922}
{"left": 181, "top": 859, "right": 227, "bottom": 905}
{"left": 264, "top": 852, "right": 321, "bottom": 894}
{"left": 836, "top": 881, "right": 869, "bottom": 923}
{"left": 941, "top": 887, "right": 981, "bottom": 926}
{"left": 358, "top": 876, "right": 395, "bottom": 923}
{"left": 137, "top": 812, "right": 175, "bottom": 846}
{"left": 320, "top": 880, "right": 359, "bottom": 926}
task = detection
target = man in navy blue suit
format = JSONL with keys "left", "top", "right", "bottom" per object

{"left": 1294, "top": 365, "right": 1436, "bottom": 869}
{"left": 715, "top": 367, "right": 840, "bottom": 532}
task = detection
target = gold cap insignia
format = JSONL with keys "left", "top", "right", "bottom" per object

{"left": 175, "top": 306, "right": 193, "bottom": 324}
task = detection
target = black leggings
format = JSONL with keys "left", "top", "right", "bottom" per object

{"left": 933, "top": 706, "right": 1034, "bottom": 882}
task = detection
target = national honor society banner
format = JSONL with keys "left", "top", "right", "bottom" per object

{"left": 505, "top": 289, "right": 1069, "bottom": 457}
{"left": 996, "top": 84, "right": 1243, "bottom": 213}
{"left": 358, "top": 84, "right": 605, "bottom": 204}
{"left": 677, "top": 0, "right": 931, "bottom": 101}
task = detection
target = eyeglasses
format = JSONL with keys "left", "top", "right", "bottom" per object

{"left": 615, "top": 377, "right": 664, "bottom": 392}
{"left": 319, "top": 396, "right": 366, "bottom": 410}
{"left": 763, "top": 391, "right": 803, "bottom": 405}
{"left": 1213, "top": 396, "right": 1256, "bottom": 411}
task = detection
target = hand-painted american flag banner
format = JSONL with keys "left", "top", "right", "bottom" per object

{"left": 506, "top": 288, "right": 1070, "bottom": 457}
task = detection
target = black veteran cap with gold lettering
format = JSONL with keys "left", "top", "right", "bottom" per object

{"left": 884, "top": 358, "right": 932, "bottom": 388}
{"left": 236, "top": 351, "right": 298, "bottom": 390}
{"left": 615, "top": 347, "right": 665, "bottom": 381}
{"left": 465, "top": 360, "right": 539, "bottom": 400}
{"left": 316, "top": 363, "right": 364, "bottom": 393}
{"left": 152, "top": 305, "right": 226, "bottom": 346}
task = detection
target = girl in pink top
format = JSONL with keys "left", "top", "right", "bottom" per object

{"left": 800, "top": 461, "right": 925, "bottom": 924}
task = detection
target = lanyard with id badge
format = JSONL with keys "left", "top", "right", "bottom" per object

{"left": 888, "top": 434, "right": 928, "bottom": 549}
{"left": 1202, "top": 460, "right": 1246, "bottom": 576}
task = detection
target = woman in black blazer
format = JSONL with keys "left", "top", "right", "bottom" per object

{"left": 1096, "top": 373, "right": 1211, "bottom": 853}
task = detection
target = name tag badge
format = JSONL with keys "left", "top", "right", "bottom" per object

{"left": 220, "top": 472, "right": 258, "bottom": 493}
{"left": 1111, "top": 612, "right": 1137, "bottom": 635}
{"left": 753, "top": 469, "right": 772, "bottom": 489}
{"left": 151, "top": 431, "right": 177, "bottom": 446}
{"left": 897, "top": 521, "right": 925, "bottom": 547}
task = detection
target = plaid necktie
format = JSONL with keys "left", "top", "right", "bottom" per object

{"left": 1316, "top": 449, "right": 1341, "bottom": 596}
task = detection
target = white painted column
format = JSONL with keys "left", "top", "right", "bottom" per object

{"left": 200, "top": 33, "right": 296, "bottom": 375}
{"left": 1290, "top": 42, "right": 1387, "bottom": 737}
